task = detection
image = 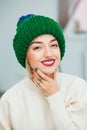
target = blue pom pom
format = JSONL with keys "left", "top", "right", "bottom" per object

{"left": 17, "top": 14, "right": 35, "bottom": 24}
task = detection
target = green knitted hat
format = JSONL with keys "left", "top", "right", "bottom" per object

{"left": 13, "top": 14, "right": 65, "bottom": 68}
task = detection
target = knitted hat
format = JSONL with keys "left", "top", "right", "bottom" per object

{"left": 13, "top": 14, "right": 65, "bottom": 68}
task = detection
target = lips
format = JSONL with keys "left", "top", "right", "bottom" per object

{"left": 41, "top": 59, "right": 55, "bottom": 66}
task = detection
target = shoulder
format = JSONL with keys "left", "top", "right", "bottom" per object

{"left": 0, "top": 77, "right": 33, "bottom": 101}
{"left": 58, "top": 72, "right": 87, "bottom": 84}
{"left": 57, "top": 72, "right": 87, "bottom": 93}
{"left": 57, "top": 73, "right": 87, "bottom": 103}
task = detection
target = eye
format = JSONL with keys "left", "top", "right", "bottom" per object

{"left": 33, "top": 46, "right": 41, "bottom": 50}
{"left": 51, "top": 44, "right": 58, "bottom": 47}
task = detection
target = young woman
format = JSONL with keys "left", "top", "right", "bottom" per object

{"left": 0, "top": 14, "right": 87, "bottom": 130}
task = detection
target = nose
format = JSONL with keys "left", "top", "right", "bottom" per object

{"left": 44, "top": 47, "right": 52, "bottom": 57}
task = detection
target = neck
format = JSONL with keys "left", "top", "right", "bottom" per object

{"left": 46, "top": 70, "right": 57, "bottom": 79}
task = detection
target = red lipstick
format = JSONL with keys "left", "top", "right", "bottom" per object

{"left": 41, "top": 59, "right": 55, "bottom": 66}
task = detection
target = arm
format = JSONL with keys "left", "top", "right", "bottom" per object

{"left": 47, "top": 92, "right": 79, "bottom": 130}
{"left": 33, "top": 69, "right": 87, "bottom": 130}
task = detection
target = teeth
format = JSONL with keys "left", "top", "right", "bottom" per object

{"left": 43, "top": 61, "right": 53, "bottom": 64}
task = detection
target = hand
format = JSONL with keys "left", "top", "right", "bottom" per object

{"left": 33, "top": 69, "right": 59, "bottom": 97}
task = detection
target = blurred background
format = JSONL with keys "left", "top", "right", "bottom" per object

{"left": 0, "top": 0, "right": 87, "bottom": 97}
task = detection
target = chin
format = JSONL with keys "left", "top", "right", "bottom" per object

{"left": 42, "top": 68, "right": 57, "bottom": 75}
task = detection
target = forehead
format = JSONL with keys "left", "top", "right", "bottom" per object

{"left": 31, "top": 34, "right": 56, "bottom": 43}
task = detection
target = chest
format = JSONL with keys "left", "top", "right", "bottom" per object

{"left": 10, "top": 93, "right": 55, "bottom": 130}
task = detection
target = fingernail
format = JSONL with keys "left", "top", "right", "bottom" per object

{"left": 34, "top": 67, "right": 38, "bottom": 72}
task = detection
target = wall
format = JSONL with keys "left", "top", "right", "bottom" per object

{"left": 61, "top": 0, "right": 87, "bottom": 81}
{"left": 61, "top": 14, "right": 87, "bottom": 81}
{"left": 0, "top": 0, "right": 59, "bottom": 92}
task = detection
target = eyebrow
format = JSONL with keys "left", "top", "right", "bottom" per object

{"left": 50, "top": 38, "right": 57, "bottom": 42}
{"left": 31, "top": 38, "right": 57, "bottom": 45}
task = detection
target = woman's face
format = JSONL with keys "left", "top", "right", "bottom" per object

{"left": 26, "top": 34, "right": 61, "bottom": 75}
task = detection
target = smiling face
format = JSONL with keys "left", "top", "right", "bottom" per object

{"left": 26, "top": 34, "right": 61, "bottom": 75}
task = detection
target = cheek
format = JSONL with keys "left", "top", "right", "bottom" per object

{"left": 27, "top": 54, "right": 37, "bottom": 62}
{"left": 28, "top": 54, "right": 36, "bottom": 61}
{"left": 54, "top": 49, "right": 60, "bottom": 58}
{"left": 27, "top": 54, "right": 38, "bottom": 69}
{"left": 27, "top": 52, "right": 41, "bottom": 64}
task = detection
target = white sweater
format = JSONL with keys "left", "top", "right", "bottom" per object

{"left": 0, "top": 73, "right": 87, "bottom": 130}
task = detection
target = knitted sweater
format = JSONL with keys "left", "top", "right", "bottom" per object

{"left": 0, "top": 73, "right": 87, "bottom": 130}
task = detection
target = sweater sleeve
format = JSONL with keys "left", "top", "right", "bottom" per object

{"left": 0, "top": 97, "right": 12, "bottom": 130}
{"left": 47, "top": 92, "right": 78, "bottom": 130}
{"left": 46, "top": 75, "right": 87, "bottom": 130}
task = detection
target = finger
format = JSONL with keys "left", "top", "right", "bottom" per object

{"left": 33, "top": 70, "right": 39, "bottom": 79}
{"left": 34, "top": 74, "right": 44, "bottom": 85}
{"left": 52, "top": 71, "right": 57, "bottom": 80}
{"left": 34, "top": 80, "right": 40, "bottom": 88}
{"left": 36, "top": 69, "right": 49, "bottom": 81}
{"left": 33, "top": 71, "right": 46, "bottom": 85}
{"left": 33, "top": 75, "right": 40, "bottom": 87}
{"left": 34, "top": 74, "right": 46, "bottom": 89}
